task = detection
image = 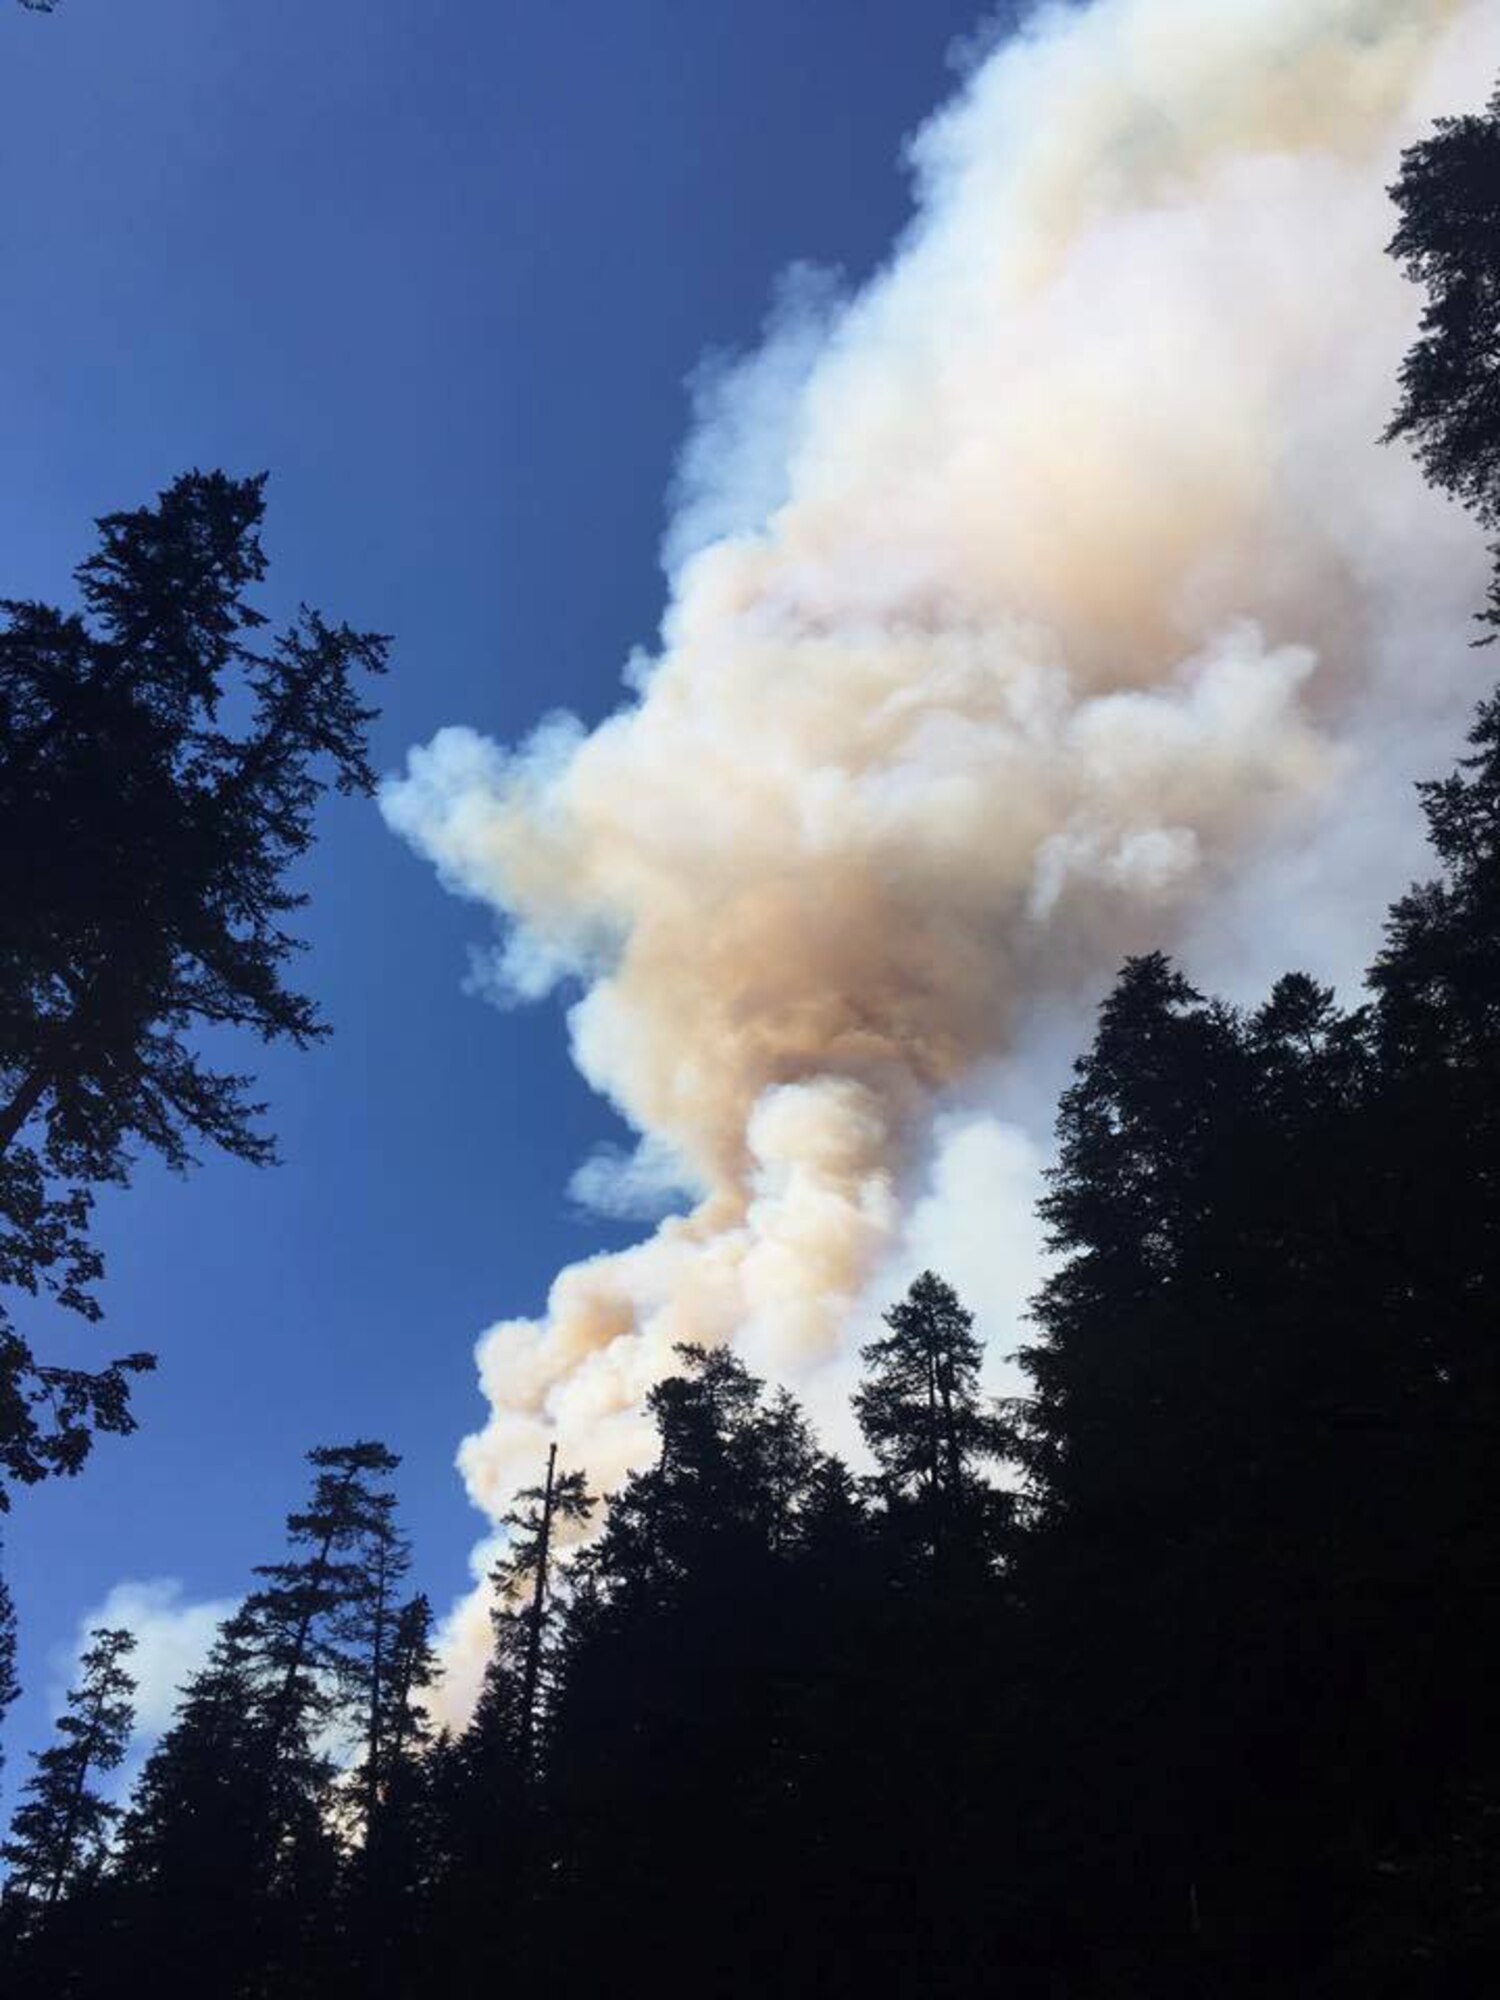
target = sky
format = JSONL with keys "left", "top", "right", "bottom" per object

{"left": 0, "top": 0, "right": 996, "bottom": 1787}
{"left": 4, "top": 0, "right": 1499, "bottom": 1789}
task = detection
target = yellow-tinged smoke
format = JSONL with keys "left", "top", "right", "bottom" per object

{"left": 382, "top": 0, "right": 1500, "bottom": 1714}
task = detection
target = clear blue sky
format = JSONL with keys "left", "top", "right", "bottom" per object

{"left": 0, "top": 0, "right": 1002, "bottom": 1783}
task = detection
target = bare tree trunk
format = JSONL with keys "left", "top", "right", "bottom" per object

{"left": 363, "top": 1541, "right": 391, "bottom": 1833}
{"left": 519, "top": 1443, "right": 558, "bottom": 1774}
{"left": 0, "top": 1060, "right": 50, "bottom": 1157}
{"left": 926, "top": 1346, "right": 943, "bottom": 1571}
{"left": 937, "top": 1353, "right": 963, "bottom": 1497}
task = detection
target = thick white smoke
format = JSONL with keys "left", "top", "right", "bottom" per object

{"left": 383, "top": 0, "right": 1500, "bottom": 1712}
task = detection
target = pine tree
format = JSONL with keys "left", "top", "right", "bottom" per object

{"left": 245, "top": 1439, "right": 402, "bottom": 1759}
{"left": 342, "top": 1470, "right": 412, "bottom": 1838}
{"left": 747, "top": 1387, "right": 821, "bottom": 1555}
{"left": 1386, "top": 78, "right": 1500, "bottom": 630}
{"left": 111, "top": 1449, "right": 412, "bottom": 2000}
{"left": 491, "top": 1447, "right": 594, "bottom": 1774}
{"left": 1014, "top": 956, "right": 1256, "bottom": 1519}
{"left": 364, "top": 1591, "right": 436, "bottom": 1838}
{"left": 2, "top": 1626, "right": 135, "bottom": 1906}
{"left": 0, "top": 471, "right": 387, "bottom": 1504}
{"left": 855, "top": 1270, "right": 1005, "bottom": 1567}
{"left": 383, "top": 1595, "right": 437, "bottom": 1770}
{"left": 342, "top": 1594, "right": 438, "bottom": 2000}
{"left": 110, "top": 1604, "right": 293, "bottom": 2000}
{"left": 115, "top": 1610, "right": 270, "bottom": 1904}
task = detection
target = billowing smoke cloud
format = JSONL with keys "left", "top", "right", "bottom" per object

{"left": 383, "top": 0, "right": 1500, "bottom": 1713}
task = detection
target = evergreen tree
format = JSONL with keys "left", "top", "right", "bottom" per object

{"left": 115, "top": 1610, "right": 269, "bottom": 1899}
{"left": 1386, "top": 77, "right": 1500, "bottom": 629}
{"left": 110, "top": 1605, "right": 295, "bottom": 2000}
{"left": 0, "top": 471, "right": 387, "bottom": 1502}
{"left": 747, "top": 1386, "right": 822, "bottom": 1555}
{"left": 342, "top": 1468, "right": 412, "bottom": 1838}
{"left": 423, "top": 1458, "right": 595, "bottom": 2000}
{"left": 491, "top": 1445, "right": 593, "bottom": 1773}
{"left": 342, "top": 1594, "right": 438, "bottom": 2000}
{"left": 245, "top": 1439, "right": 402, "bottom": 1758}
{"left": 1372, "top": 688, "right": 1500, "bottom": 1070}
{"left": 1014, "top": 955, "right": 1253, "bottom": 1520}
{"left": 109, "top": 1448, "right": 412, "bottom": 2000}
{"left": 2, "top": 1626, "right": 135, "bottom": 1906}
{"left": 855, "top": 1269, "right": 1006, "bottom": 1566}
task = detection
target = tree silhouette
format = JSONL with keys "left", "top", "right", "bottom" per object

{"left": 365, "top": 1590, "right": 437, "bottom": 1841}
{"left": 855, "top": 1268, "right": 1006, "bottom": 1570}
{"left": 341, "top": 1592, "right": 438, "bottom": 2000}
{"left": 2, "top": 1626, "right": 135, "bottom": 1908}
{"left": 111, "top": 1451, "right": 411, "bottom": 1999}
{"left": 117, "top": 1610, "right": 265, "bottom": 1886}
{"left": 0, "top": 471, "right": 386, "bottom": 1506}
{"left": 1386, "top": 78, "right": 1500, "bottom": 631}
{"left": 245, "top": 1440, "right": 403, "bottom": 1758}
{"left": 492, "top": 1445, "right": 593, "bottom": 1775}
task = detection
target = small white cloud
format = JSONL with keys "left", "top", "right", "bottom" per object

{"left": 55, "top": 1578, "right": 239, "bottom": 1748}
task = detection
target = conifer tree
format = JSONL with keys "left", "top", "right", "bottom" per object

{"left": 245, "top": 1439, "right": 402, "bottom": 1757}
{"left": 1014, "top": 957, "right": 1255, "bottom": 1517}
{"left": 115, "top": 1609, "right": 269, "bottom": 1904}
{"left": 342, "top": 1593, "right": 438, "bottom": 2000}
{"left": 109, "top": 1606, "right": 293, "bottom": 2000}
{"left": 855, "top": 1270, "right": 1005, "bottom": 1565}
{"left": 2, "top": 1626, "right": 135, "bottom": 1906}
{"left": 1386, "top": 78, "right": 1500, "bottom": 628}
{"left": 342, "top": 1470, "right": 412, "bottom": 1837}
{"left": 747, "top": 1387, "right": 822, "bottom": 1554}
{"left": 365, "top": 1591, "right": 437, "bottom": 1829}
{"left": 491, "top": 1447, "right": 593, "bottom": 1774}
{"left": 0, "top": 471, "right": 387, "bottom": 1502}
{"left": 111, "top": 1450, "right": 412, "bottom": 1998}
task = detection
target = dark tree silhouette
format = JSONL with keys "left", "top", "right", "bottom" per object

{"left": 111, "top": 1449, "right": 411, "bottom": 1999}
{"left": 113, "top": 1601, "right": 335, "bottom": 2000}
{"left": 855, "top": 1267, "right": 1006, "bottom": 1569}
{"left": 1386, "top": 78, "right": 1500, "bottom": 630}
{"left": 491, "top": 1445, "right": 593, "bottom": 1774}
{"left": 2, "top": 1627, "right": 135, "bottom": 1909}
{"left": 340, "top": 1463, "right": 413, "bottom": 1840}
{"left": 245, "top": 1440, "right": 403, "bottom": 1757}
{"left": 116, "top": 1611, "right": 267, "bottom": 1894}
{"left": 0, "top": 471, "right": 386, "bottom": 1506}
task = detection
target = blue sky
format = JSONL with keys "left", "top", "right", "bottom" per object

{"left": 0, "top": 0, "right": 998, "bottom": 1784}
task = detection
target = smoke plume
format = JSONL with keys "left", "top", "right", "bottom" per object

{"left": 383, "top": 0, "right": 1500, "bottom": 1711}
